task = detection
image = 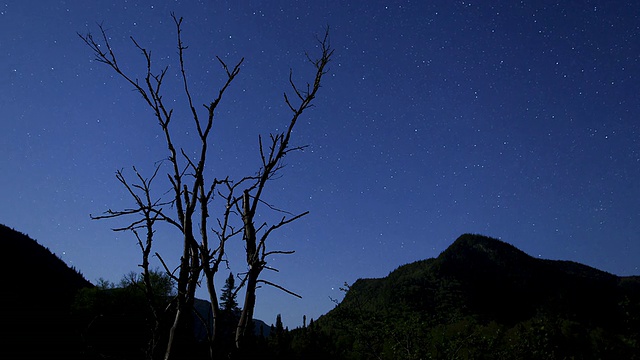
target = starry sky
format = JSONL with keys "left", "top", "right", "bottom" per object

{"left": 2, "top": 0, "right": 639, "bottom": 327}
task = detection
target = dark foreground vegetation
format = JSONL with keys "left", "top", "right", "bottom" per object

{"left": 2, "top": 225, "right": 639, "bottom": 359}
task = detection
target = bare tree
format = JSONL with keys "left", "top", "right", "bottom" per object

{"left": 80, "top": 13, "right": 332, "bottom": 360}
{"left": 234, "top": 31, "right": 333, "bottom": 348}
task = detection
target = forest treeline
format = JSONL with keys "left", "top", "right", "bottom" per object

{"left": 2, "top": 226, "right": 639, "bottom": 359}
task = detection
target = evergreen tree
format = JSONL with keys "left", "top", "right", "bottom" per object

{"left": 268, "top": 313, "right": 292, "bottom": 357}
{"left": 220, "top": 272, "right": 240, "bottom": 316}
{"left": 275, "top": 314, "right": 284, "bottom": 336}
{"left": 216, "top": 273, "right": 242, "bottom": 355}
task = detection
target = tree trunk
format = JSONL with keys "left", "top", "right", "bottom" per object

{"left": 235, "top": 266, "right": 260, "bottom": 350}
{"left": 164, "top": 228, "right": 199, "bottom": 360}
{"left": 203, "top": 266, "right": 220, "bottom": 358}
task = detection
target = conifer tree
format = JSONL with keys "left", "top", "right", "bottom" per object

{"left": 220, "top": 272, "right": 240, "bottom": 316}
{"left": 275, "top": 314, "right": 284, "bottom": 336}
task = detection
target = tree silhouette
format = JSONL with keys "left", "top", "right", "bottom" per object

{"left": 220, "top": 272, "right": 240, "bottom": 316}
{"left": 79, "top": 13, "right": 332, "bottom": 360}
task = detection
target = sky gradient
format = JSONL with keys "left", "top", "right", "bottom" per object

{"left": 2, "top": 0, "right": 639, "bottom": 327}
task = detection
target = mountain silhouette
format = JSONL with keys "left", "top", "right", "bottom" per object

{"left": 3, "top": 226, "right": 638, "bottom": 359}
{"left": 0, "top": 224, "right": 93, "bottom": 358}
{"left": 312, "top": 234, "right": 640, "bottom": 359}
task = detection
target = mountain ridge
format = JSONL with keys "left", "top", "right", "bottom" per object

{"left": 0, "top": 223, "right": 94, "bottom": 358}
{"left": 311, "top": 233, "right": 640, "bottom": 359}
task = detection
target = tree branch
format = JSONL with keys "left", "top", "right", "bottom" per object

{"left": 256, "top": 279, "right": 302, "bottom": 299}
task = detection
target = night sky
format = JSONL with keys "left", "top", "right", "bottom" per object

{"left": 2, "top": 1, "right": 639, "bottom": 327}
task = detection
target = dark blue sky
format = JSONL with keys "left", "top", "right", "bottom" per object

{"left": 2, "top": 0, "right": 639, "bottom": 327}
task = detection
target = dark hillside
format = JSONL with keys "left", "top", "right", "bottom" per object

{"left": 310, "top": 234, "right": 640, "bottom": 360}
{"left": 0, "top": 224, "right": 93, "bottom": 358}
{"left": 0, "top": 224, "right": 92, "bottom": 295}
{"left": 431, "top": 234, "right": 621, "bottom": 326}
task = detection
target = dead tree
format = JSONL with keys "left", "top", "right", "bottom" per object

{"left": 80, "top": 13, "right": 332, "bottom": 360}
{"left": 233, "top": 30, "right": 333, "bottom": 349}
